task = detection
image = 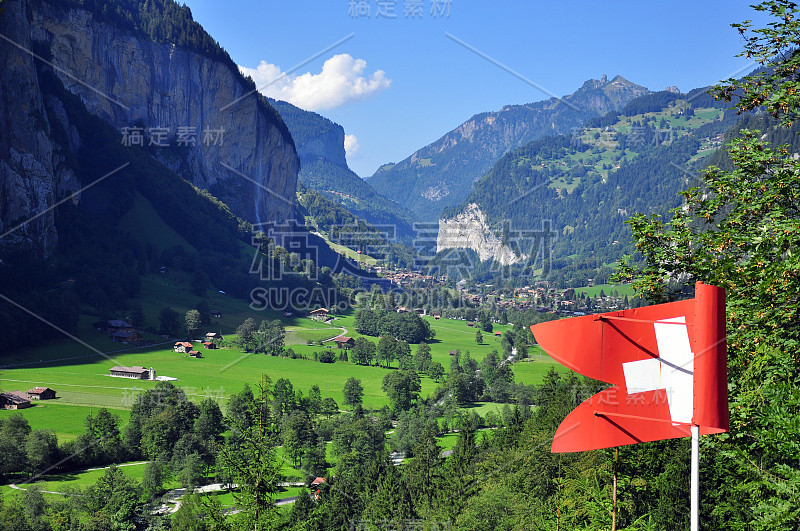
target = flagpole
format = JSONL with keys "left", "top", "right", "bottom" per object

{"left": 691, "top": 424, "right": 699, "bottom": 531}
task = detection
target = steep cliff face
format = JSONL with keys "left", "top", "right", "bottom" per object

{"left": 0, "top": 0, "right": 298, "bottom": 256}
{"left": 0, "top": 0, "right": 72, "bottom": 256}
{"left": 437, "top": 203, "right": 523, "bottom": 266}
{"left": 270, "top": 99, "right": 348, "bottom": 168}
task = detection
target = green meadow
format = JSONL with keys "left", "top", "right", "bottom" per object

{"left": 1, "top": 278, "right": 566, "bottom": 462}
{"left": 575, "top": 283, "right": 636, "bottom": 298}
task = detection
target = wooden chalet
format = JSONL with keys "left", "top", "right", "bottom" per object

{"left": 205, "top": 332, "right": 222, "bottom": 341}
{"left": 309, "top": 308, "right": 330, "bottom": 322}
{"left": 174, "top": 341, "right": 193, "bottom": 353}
{"left": 28, "top": 387, "right": 56, "bottom": 400}
{"left": 0, "top": 391, "right": 31, "bottom": 410}
{"left": 333, "top": 336, "right": 355, "bottom": 349}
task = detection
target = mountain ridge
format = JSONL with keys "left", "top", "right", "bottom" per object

{"left": 367, "top": 75, "right": 651, "bottom": 220}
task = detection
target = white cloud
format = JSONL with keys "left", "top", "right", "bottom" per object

{"left": 344, "top": 134, "right": 361, "bottom": 159}
{"left": 239, "top": 54, "right": 391, "bottom": 111}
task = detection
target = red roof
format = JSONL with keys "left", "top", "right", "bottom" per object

{"left": 175, "top": 342, "right": 193, "bottom": 348}
{"left": 311, "top": 477, "right": 326, "bottom": 486}
{"left": 29, "top": 387, "right": 53, "bottom": 394}
{"left": 334, "top": 336, "right": 353, "bottom": 343}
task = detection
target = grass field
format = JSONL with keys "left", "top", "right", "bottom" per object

{"left": 575, "top": 283, "right": 636, "bottom": 298}
{"left": 1, "top": 305, "right": 565, "bottom": 456}
{"left": 0, "top": 403, "right": 130, "bottom": 442}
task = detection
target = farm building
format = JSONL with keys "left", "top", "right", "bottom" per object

{"left": 309, "top": 308, "right": 330, "bottom": 322}
{"left": 110, "top": 366, "right": 154, "bottom": 380}
{"left": 174, "top": 342, "right": 193, "bottom": 353}
{"left": 333, "top": 337, "right": 355, "bottom": 349}
{"left": 189, "top": 350, "right": 202, "bottom": 358}
{"left": 0, "top": 391, "right": 31, "bottom": 410}
{"left": 203, "top": 341, "right": 217, "bottom": 349}
{"left": 28, "top": 387, "right": 56, "bottom": 400}
{"left": 494, "top": 331, "right": 502, "bottom": 336}
{"left": 210, "top": 310, "right": 222, "bottom": 318}
{"left": 205, "top": 332, "right": 222, "bottom": 341}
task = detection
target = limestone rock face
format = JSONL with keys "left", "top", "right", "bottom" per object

{"left": 437, "top": 203, "right": 524, "bottom": 266}
{"left": 0, "top": 0, "right": 299, "bottom": 256}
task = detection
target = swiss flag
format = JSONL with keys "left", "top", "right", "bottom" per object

{"left": 531, "top": 282, "right": 728, "bottom": 453}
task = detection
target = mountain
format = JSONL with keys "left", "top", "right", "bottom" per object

{"left": 0, "top": 0, "right": 298, "bottom": 258}
{"left": 268, "top": 99, "right": 416, "bottom": 239}
{"left": 367, "top": 75, "right": 651, "bottom": 220}
{"left": 436, "top": 87, "right": 739, "bottom": 287}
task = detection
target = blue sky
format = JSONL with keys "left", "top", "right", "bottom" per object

{"left": 182, "top": 1, "right": 767, "bottom": 177}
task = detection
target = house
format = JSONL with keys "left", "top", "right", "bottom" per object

{"left": 433, "top": 313, "right": 441, "bottom": 320}
{"left": 205, "top": 332, "right": 222, "bottom": 341}
{"left": 333, "top": 336, "right": 355, "bottom": 349}
{"left": 311, "top": 477, "right": 326, "bottom": 499}
{"left": 309, "top": 308, "right": 330, "bottom": 322}
{"left": 448, "top": 350, "right": 458, "bottom": 356}
{"left": 112, "top": 330, "right": 140, "bottom": 343}
{"left": 0, "top": 391, "right": 31, "bottom": 410}
{"left": 188, "top": 350, "right": 202, "bottom": 358}
{"left": 174, "top": 342, "right": 193, "bottom": 353}
{"left": 109, "top": 366, "right": 152, "bottom": 379}
{"left": 467, "top": 322, "right": 474, "bottom": 327}
{"left": 494, "top": 331, "right": 502, "bottom": 337}
{"left": 203, "top": 341, "right": 217, "bottom": 350}
{"left": 210, "top": 310, "right": 222, "bottom": 318}
{"left": 28, "top": 387, "right": 56, "bottom": 400}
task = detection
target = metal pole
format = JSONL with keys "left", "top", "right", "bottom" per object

{"left": 612, "top": 447, "right": 618, "bottom": 531}
{"left": 691, "top": 425, "right": 699, "bottom": 531}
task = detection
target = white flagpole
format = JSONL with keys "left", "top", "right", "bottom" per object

{"left": 691, "top": 424, "right": 699, "bottom": 531}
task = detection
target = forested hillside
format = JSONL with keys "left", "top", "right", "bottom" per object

{"left": 270, "top": 100, "right": 416, "bottom": 240}
{"left": 438, "top": 87, "right": 740, "bottom": 287}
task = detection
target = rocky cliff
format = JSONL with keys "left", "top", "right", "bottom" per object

{"left": 437, "top": 203, "right": 523, "bottom": 266}
{"left": 0, "top": 0, "right": 299, "bottom": 256}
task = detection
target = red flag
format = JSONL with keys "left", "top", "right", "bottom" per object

{"left": 531, "top": 282, "right": 728, "bottom": 453}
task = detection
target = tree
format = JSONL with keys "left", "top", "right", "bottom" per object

{"left": 158, "top": 307, "right": 180, "bottom": 336}
{"left": 307, "top": 385, "right": 323, "bottom": 415}
{"left": 236, "top": 317, "right": 257, "bottom": 351}
{"left": 377, "top": 336, "right": 396, "bottom": 368}
{"left": 413, "top": 342, "right": 432, "bottom": 373}
{"left": 184, "top": 309, "right": 201, "bottom": 339}
{"left": 321, "top": 397, "right": 339, "bottom": 417}
{"left": 25, "top": 429, "right": 58, "bottom": 476}
{"left": 480, "top": 313, "right": 493, "bottom": 333}
{"left": 142, "top": 460, "right": 167, "bottom": 500}
{"left": 475, "top": 330, "right": 483, "bottom": 344}
{"left": 428, "top": 361, "right": 445, "bottom": 382}
{"left": 352, "top": 337, "right": 376, "bottom": 366}
{"left": 396, "top": 340, "right": 413, "bottom": 370}
{"left": 382, "top": 370, "right": 422, "bottom": 413}
{"left": 343, "top": 378, "right": 364, "bottom": 410}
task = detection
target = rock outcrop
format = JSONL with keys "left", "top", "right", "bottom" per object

{"left": 437, "top": 203, "right": 523, "bottom": 266}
